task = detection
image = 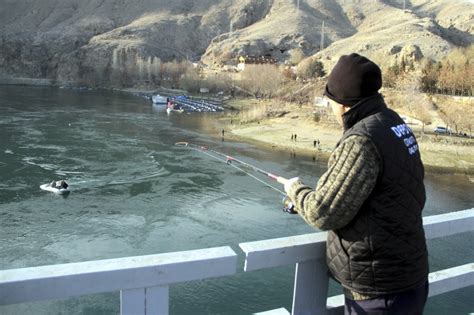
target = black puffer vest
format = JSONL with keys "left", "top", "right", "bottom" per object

{"left": 326, "top": 94, "right": 428, "bottom": 295}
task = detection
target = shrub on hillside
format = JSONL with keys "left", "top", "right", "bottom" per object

{"left": 289, "top": 48, "right": 305, "bottom": 66}
{"left": 281, "top": 66, "right": 297, "bottom": 81}
{"left": 296, "top": 58, "right": 325, "bottom": 80}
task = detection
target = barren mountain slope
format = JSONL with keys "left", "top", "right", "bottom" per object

{"left": 0, "top": 0, "right": 472, "bottom": 86}
{"left": 409, "top": 0, "right": 473, "bottom": 48}
{"left": 411, "top": 0, "right": 473, "bottom": 32}
{"left": 202, "top": 0, "right": 358, "bottom": 65}
{"left": 314, "top": 0, "right": 473, "bottom": 68}
{"left": 0, "top": 0, "right": 264, "bottom": 83}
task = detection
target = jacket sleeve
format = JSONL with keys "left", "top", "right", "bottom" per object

{"left": 287, "top": 135, "right": 381, "bottom": 231}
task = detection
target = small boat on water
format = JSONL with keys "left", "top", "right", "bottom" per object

{"left": 152, "top": 94, "right": 167, "bottom": 104}
{"left": 40, "top": 181, "right": 70, "bottom": 195}
{"left": 166, "top": 107, "right": 184, "bottom": 114}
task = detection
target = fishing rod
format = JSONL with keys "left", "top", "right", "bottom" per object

{"left": 176, "top": 142, "right": 285, "bottom": 181}
{"left": 175, "top": 142, "right": 296, "bottom": 213}
{"left": 175, "top": 141, "right": 286, "bottom": 194}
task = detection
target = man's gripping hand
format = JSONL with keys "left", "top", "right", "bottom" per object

{"left": 282, "top": 177, "right": 300, "bottom": 194}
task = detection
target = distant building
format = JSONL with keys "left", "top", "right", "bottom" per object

{"left": 237, "top": 55, "right": 277, "bottom": 71}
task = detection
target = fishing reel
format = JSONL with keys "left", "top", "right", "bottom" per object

{"left": 282, "top": 196, "right": 297, "bottom": 214}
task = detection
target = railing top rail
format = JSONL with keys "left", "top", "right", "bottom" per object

{"left": 240, "top": 232, "right": 328, "bottom": 271}
{"left": 240, "top": 208, "right": 474, "bottom": 271}
{"left": 423, "top": 208, "right": 474, "bottom": 238}
{"left": 0, "top": 246, "right": 237, "bottom": 305}
{"left": 1, "top": 246, "right": 236, "bottom": 282}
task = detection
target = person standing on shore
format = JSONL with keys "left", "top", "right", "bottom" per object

{"left": 278, "top": 53, "right": 428, "bottom": 314}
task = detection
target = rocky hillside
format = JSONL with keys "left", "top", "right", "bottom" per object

{"left": 0, "top": 0, "right": 472, "bottom": 87}
{"left": 313, "top": 0, "right": 474, "bottom": 68}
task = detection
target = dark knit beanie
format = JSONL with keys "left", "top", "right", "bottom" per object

{"left": 324, "top": 53, "right": 382, "bottom": 106}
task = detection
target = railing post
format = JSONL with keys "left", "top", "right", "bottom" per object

{"left": 146, "top": 286, "right": 169, "bottom": 314}
{"left": 121, "top": 285, "right": 169, "bottom": 315}
{"left": 121, "top": 288, "right": 146, "bottom": 315}
{"left": 292, "top": 258, "right": 329, "bottom": 315}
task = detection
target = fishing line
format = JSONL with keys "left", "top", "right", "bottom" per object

{"left": 175, "top": 142, "right": 286, "bottom": 195}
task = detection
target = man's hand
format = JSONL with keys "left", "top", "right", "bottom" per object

{"left": 279, "top": 176, "right": 300, "bottom": 194}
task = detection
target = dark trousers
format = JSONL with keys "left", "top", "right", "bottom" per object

{"left": 344, "top": 281, "right": 429, "bottom": 315}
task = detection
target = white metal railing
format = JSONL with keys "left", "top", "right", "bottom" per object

{"left": 0, "top": 209, "right": 472, "bottom": 315}
{"left": 0, "top": 247, "right": 237, "bottom": 314}
{"left": 240, "top": 208, "right": 474, "bottom": 315}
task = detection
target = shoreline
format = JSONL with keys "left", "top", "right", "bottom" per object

{"left": 2, "top": 80, "right": 472, "bottom": 176}
{"left": 214, "top": 106, "right": 474, "bottom": 176}
{"left": 214, "top": 130, "right": 473, "bottom": 177}
{"left": 226, "top": 126, "right": 474, "bottom": 176}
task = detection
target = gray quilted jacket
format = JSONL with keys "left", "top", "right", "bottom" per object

{"left": 287, "top": 134, "right": 380, "bottom": 231}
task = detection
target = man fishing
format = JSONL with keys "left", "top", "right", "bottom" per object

{"left": 278, "top": 53, "right": 429, "bottom": 314}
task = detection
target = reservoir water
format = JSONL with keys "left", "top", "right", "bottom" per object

{"left": 0, "top": 86, "right": 472, "bottom": 314}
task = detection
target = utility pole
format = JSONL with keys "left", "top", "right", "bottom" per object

{"left": 403, "top": 0, "right": 406, "bottom": 10}
{"left": 229, "top": 0, "right": 234, "bottom": 36}
{"left": 320, "top": 21, "right": 325, "bottom": 51}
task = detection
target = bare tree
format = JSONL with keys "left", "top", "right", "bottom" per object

{"left": 458, "top": 107, "right": 473, "bottom": 137}
{"left": 420, "top": 58, "right": 439, "bottom": 93}
{"left": 436, "top": 101, "right": 468, "bottom": 136}
{"left": 395, "top": 74, "right": 421, "bottom": 114}
{"left": 433, "top": 45, "right": 474, "bottom": 96}
{"left": 240, "top": 64, "right": 282, "bottom": 99}
{"left": 411, "top": 97, "right": 432, "bottom": 134}
{"left": 202, "top": 73, "right": 235, "bottom": 94}
{"left": 159, "top": 60, "right": 192, "bottom": 88}
{"left": 181, "top": 68, "right": 201, "bottom": 93}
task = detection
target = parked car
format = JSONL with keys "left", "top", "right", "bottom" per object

{"left": 434, "top": 127, "right": 451, "bottom": 134}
